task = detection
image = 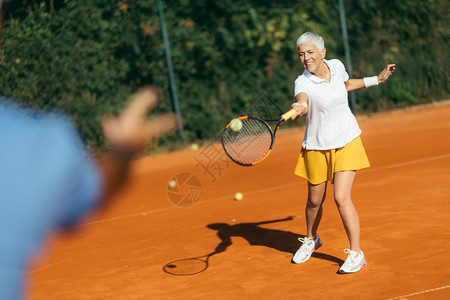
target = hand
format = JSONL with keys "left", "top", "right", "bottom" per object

{"left": 102, "top": 85, "right": 178, "bottom": 155}
{"left": 291, "top": 102, "right": 308, "bottom": 120}
{"left": 377, "top": 64, "right": 396, "bottom": 84}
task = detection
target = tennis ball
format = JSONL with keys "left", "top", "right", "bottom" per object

{"left": 234, "top": 192, "right": 243, "bottom": 201}
{"left": 229, "top": 118, "right": 243, "bottom": 132}
{"left": 168, "top": 180, "right": 177, "bottom": 189}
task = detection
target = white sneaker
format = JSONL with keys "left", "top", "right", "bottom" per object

{"left": 338, "top": 249, "right": 367, "bottom": 274}
{"left": 292, "top": 233, "right": 323, "bottom": 264}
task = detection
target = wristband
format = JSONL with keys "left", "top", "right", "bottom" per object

{"left": 292, "top": 102, "right": 308, "bottom": 110}
{"left": 363, "top": 76, "right": 379, "bottom": 88}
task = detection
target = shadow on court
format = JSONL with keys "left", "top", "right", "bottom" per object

{"left": 207, "top": 217, "right": 300, "bottom": 254}
{"left": 163, "top": 216, "right": 343, "bottom": 276}
{"left": 312, "top": 252, "right": 344, "bottom": 265}
{"left": 207, "top": 217, "right": 344, "bottom": 264}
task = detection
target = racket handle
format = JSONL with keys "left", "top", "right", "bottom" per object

{"left": 281, "top": 109, "right": 298, "bottom": 121}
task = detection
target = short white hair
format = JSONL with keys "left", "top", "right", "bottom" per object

{"left": 296, "top": 32, "right": 325, "bottom": 52}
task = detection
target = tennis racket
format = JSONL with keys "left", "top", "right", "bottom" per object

{"left": 221, "top": 109, "right": 298, "bottom": 166}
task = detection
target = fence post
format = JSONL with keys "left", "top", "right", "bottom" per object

{"left": 338, "top": 0, "right": 357, "bottom": 114}
{"left": 157, "top": 0, "right": 184, "bottom": 139}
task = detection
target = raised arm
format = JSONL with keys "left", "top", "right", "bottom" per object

{"left": 98, "top": 86, "right": 178, "bottom": 203}
{"left": 345, "top": 64, "right": 396, "bottom": 92}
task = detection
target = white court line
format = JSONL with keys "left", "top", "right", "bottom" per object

{"left": 66, "top": 193, "right": 240, "bottom": 229}
{"left": 386, "top": 285, "right": 450, "bottom": 300}
{"left": 66, "top": 208, "right": 172, "bottom": 229}
{"left": 70, "top": 152, "right": 450, "bottom": 228}
{"left": 360, "top": 153, "right": 450, "bottom": 173}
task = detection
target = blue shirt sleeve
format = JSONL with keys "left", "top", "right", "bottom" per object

{"left": 0, "top": 100, "right": 103, "bottom": 299}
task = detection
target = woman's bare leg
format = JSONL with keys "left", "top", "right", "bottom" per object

{"left": 306, "top": 181, "right": 327, "bottom": 238}
{"left": 334, "top": 171, "right": 361, "bottom": 252}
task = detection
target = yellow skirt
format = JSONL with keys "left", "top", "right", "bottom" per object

{"left": 294, "top": 136, "right": 370, "bottom": 185}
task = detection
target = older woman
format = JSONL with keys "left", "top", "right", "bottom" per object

{"left": 290, "top": 31, "right": 395, "bottom": 273}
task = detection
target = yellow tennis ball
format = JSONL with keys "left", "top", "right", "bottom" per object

{"left": 229, "top": 118, "right": 243, "bottom": 132}
{"left": 234, "top": 192, "right": 243, "bottom": 201}
{"left": 168, "top": 180, "right": 177, "bottom": 189}
{"left": 190, "top": 143, "right": 199, "bottom": 151}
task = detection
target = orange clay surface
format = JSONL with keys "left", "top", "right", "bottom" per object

{"left": 30, "top": 102, "right": 450, "bottom": 299}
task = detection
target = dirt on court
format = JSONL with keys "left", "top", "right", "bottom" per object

{"left": 30, "top": 102, "right": 450, "bottom": 299}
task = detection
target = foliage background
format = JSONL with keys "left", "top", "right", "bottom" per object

{"left": 0, "top": 0, "right": 448, "bottom": 152}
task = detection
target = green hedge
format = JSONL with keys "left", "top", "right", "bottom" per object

{"left": 0, "top": 0, "right": 448, "bottom": 152}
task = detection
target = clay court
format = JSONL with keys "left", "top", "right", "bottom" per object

{"left": 30, "top": 102, "right": 450, "bottom": 299}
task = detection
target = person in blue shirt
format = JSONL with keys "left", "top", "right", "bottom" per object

{"left": 0, "top": 86, "right": 177, "bottom": 299}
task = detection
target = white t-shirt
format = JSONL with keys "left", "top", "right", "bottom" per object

{"left": 294, "top": 59, "right": 361, "bottom": 150}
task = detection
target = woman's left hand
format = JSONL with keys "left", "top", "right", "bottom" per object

{"left": 378, "top": 64, "right": 396, "bottom": 84}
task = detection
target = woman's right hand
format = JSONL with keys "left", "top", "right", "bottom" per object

{"left": 291, "top": 92, "right": 308, "bottom": 119}
{"left": 291, "top": 101, "right": 308, "bottom": 120}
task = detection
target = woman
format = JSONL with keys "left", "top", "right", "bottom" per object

{"left": 290, "top": 32, "right": 395, "bottom": 273}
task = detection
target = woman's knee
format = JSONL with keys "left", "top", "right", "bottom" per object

{"left": 307, "top": 195, "right": 323, "bottom": 208}
{"left": 334, "top": 191, "right": 351, "bottom": 208}
{"left": 307, "top": 183, "right": 327, "bottom": 207}
{"left": 308, "top": 190, "right": 326, "bottom": 207}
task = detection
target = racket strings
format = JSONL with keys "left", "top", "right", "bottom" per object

{"left": 222, "top": 119, "right": 273, "bottom": 165}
